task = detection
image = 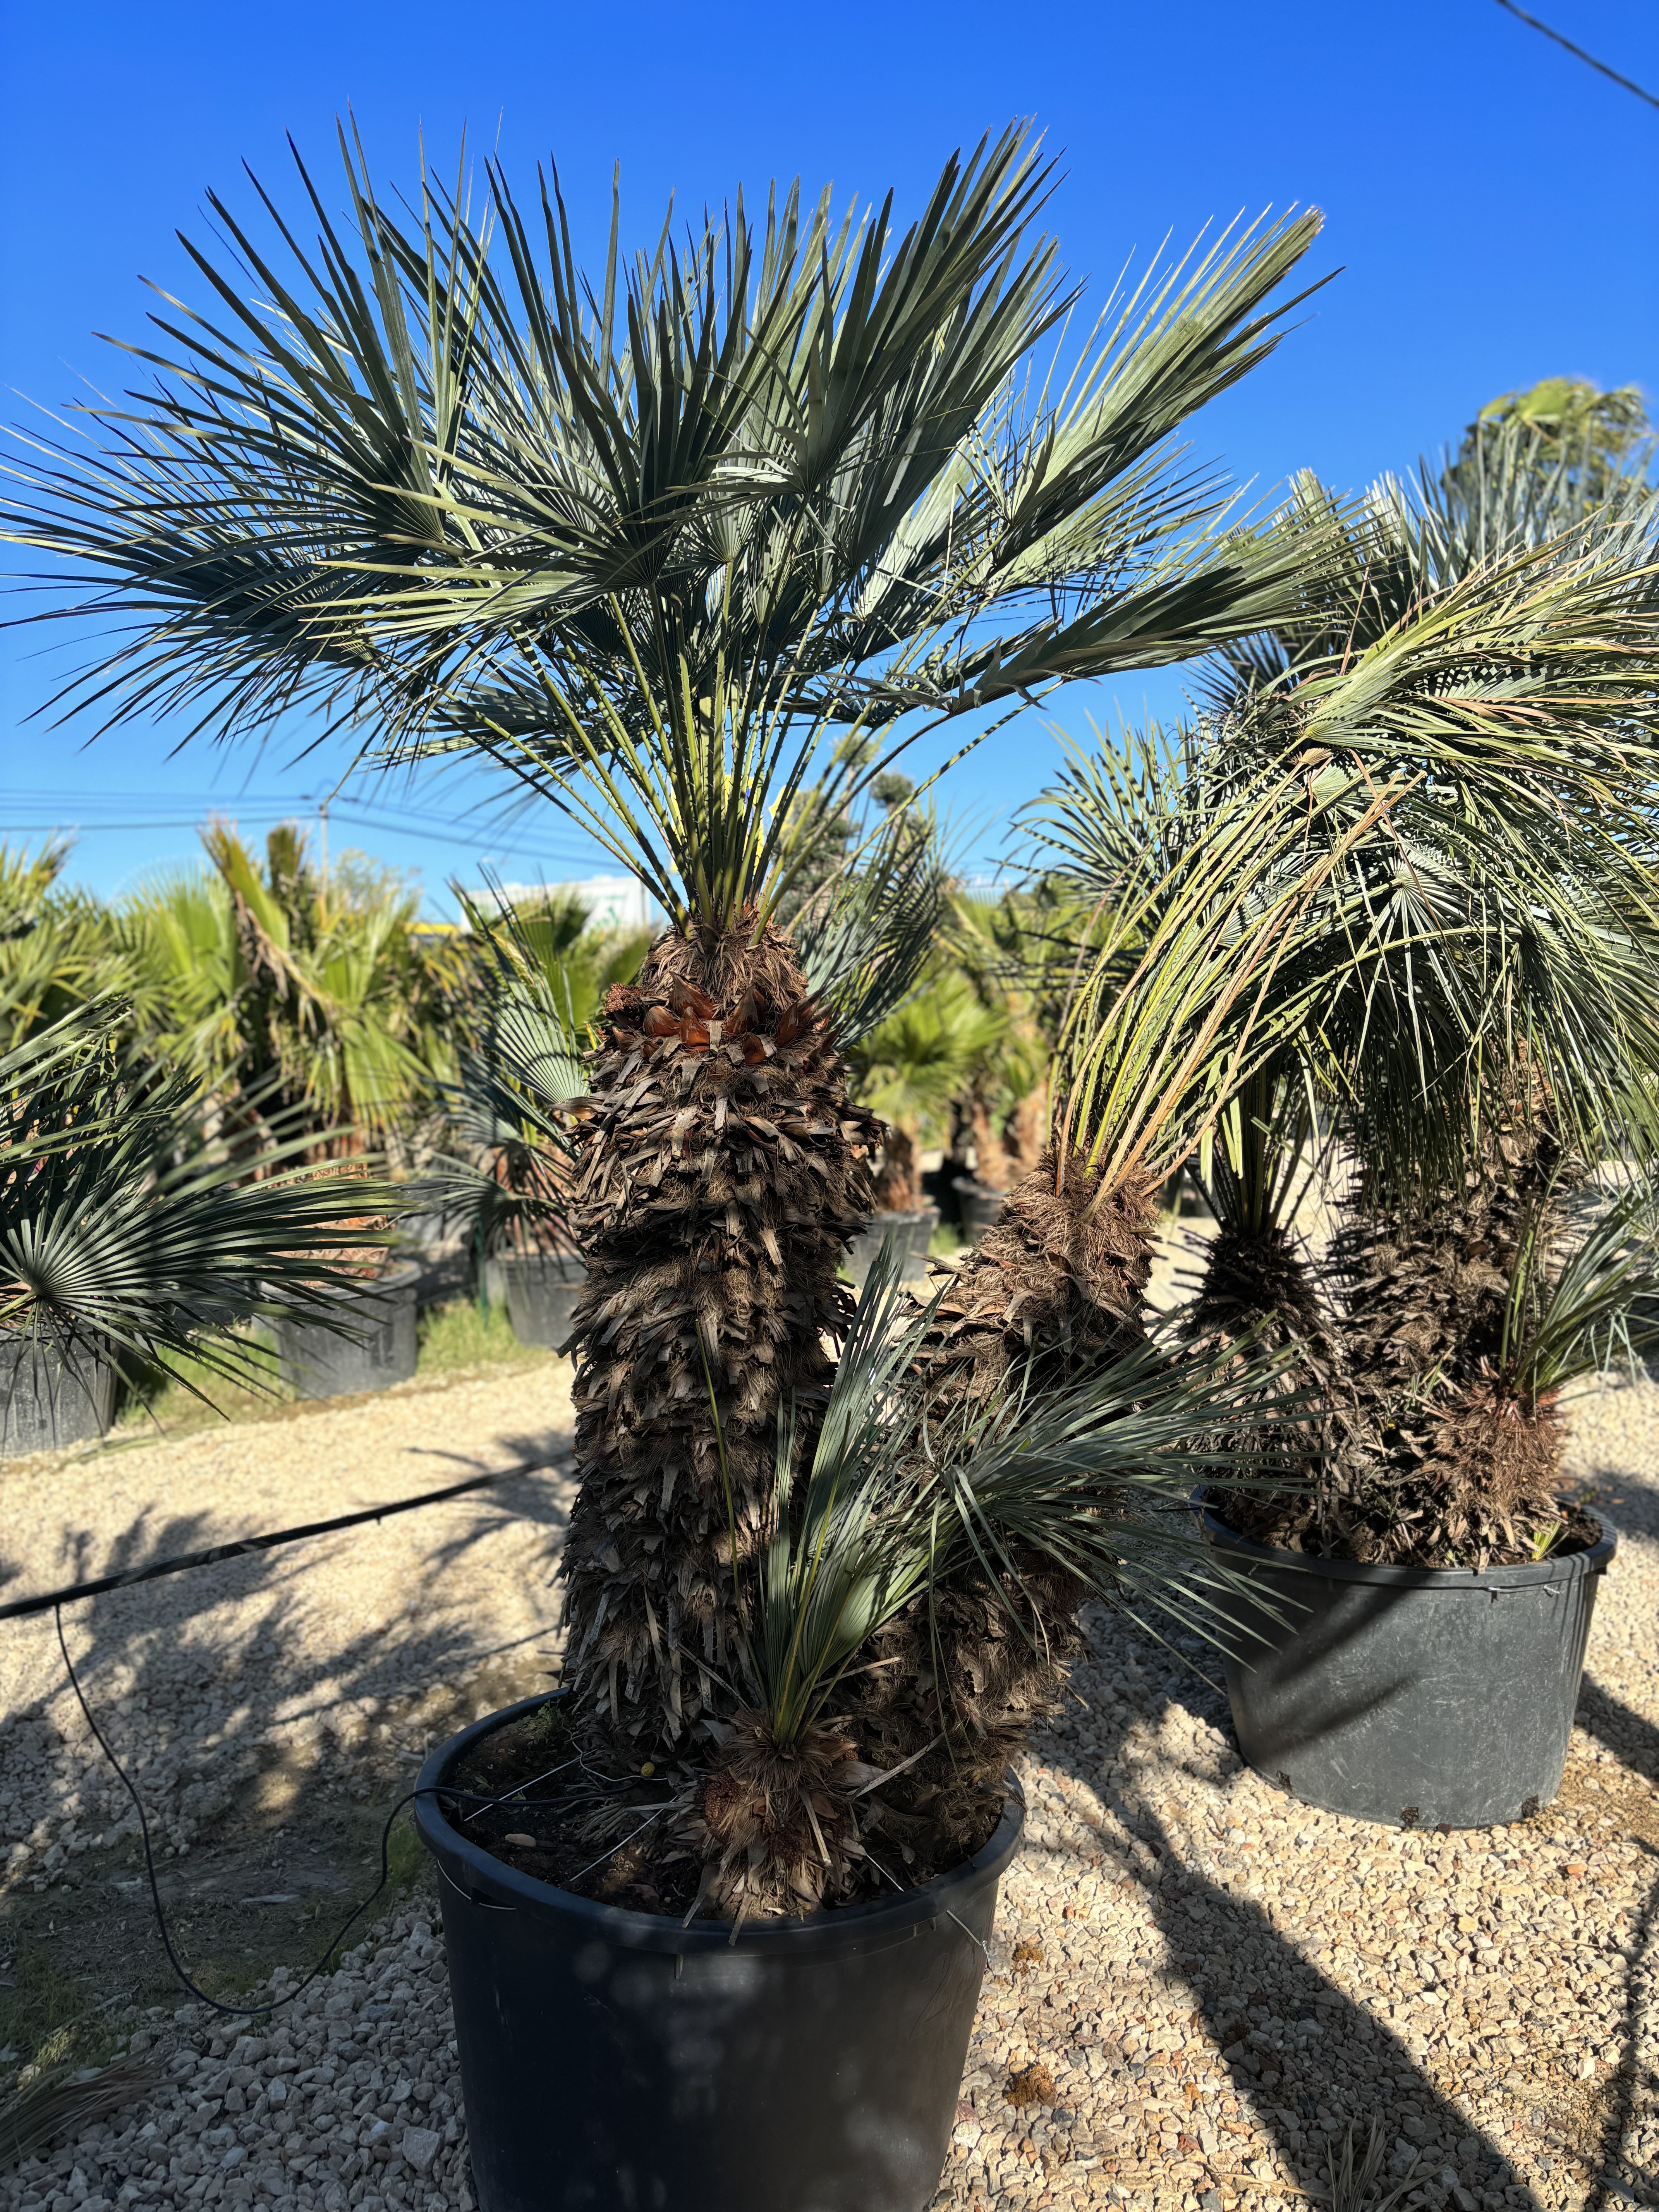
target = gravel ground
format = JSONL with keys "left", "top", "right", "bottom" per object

{"left": 4, "top": 1348, "right": 1657, "bottom": 2212}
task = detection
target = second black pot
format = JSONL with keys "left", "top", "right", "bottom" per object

{"left": 951, "top": 1177, "right": 1005, "bottom": 1241}
{"left": 269, "top": 1263, "right": 420, "bottom": 1400}
{"left": 0, "top": 1332, "right": 115, "bottom": 1457}
{"left": 415, "top": 1696, "right": 1021, "bottom": 2212}
{"left": 493, "top": 1250, "right": 587, "bottom": 1350}
{"left": 1200, "top": 1502, "right": 1614, "bottom": 1828}
{"left": 845, "top": 1206, "right": 939, "bottom": 1290}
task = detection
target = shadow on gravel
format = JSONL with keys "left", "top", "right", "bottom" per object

{"left": 409, "top": 1436, "right": 576, "bottom": 1587}
{"left": 1037, "top": 1613, "right": 1542, "bottom": 2211}
{"left": 1578, "top": 1676, "right": 1659, "bottom": 1786}
{"left": 1574, "top": 1838, "right": 1659, "bottom": 2212}
{"left": 0, "top": 1456, "right": 573, "bottom": 2068}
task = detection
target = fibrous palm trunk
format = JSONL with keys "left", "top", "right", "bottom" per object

{"left": 870, "top": 1121, "right": 923, "bottom": 1211}
{"left": 562, "top": 917, "right": 879, "bottom": 1754}
{"left": 1328, "top": 1109, "right": 1570, "bottom": 1563}
{"left": 839, "top": 1149, "right": 1160, "bottom": 1853}
{"left": 1192, "top": 1221, "right": 1354, "bottom": 1552}
{"left": 925, "top": 1147, "right": 1156, "bottom": 1400}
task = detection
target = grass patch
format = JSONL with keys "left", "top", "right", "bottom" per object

{"left": 415, "top": 1295, "right": 543, "bottom": 1378}
{"left": 929, "top": 1218, "right": 967, "bottom": 1259}
{"left": 0, "top": 1944, "right": 125, "bottom": 2080}
{"left": 90, "top": 1295, "right": 548, "bottom": 1450}
{"left": 109, "top": 1335, "right": 289, "bottom": 1446}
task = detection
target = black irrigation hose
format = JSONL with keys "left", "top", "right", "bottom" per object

{"left": 0, "top": 1459, "right": 558, "bottom": 1622}
{"left": 56, "top": 1605, "right": 433, "bottom": 2021}
{"left": 22, "top": 1454, "right": 566, "bottom": 2018}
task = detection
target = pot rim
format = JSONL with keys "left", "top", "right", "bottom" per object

{"left": 414, "top": 1693, "right": 1024, "bottom": 1960}
{"left": 492, "top": 1249, "right": 586, "bottom": 1275}
{"left": 1196, "top": 1492, "right": 1615, "bottom": 1589}
{"left": 855, "top": 1205, "right": 941, "bottom": 1229}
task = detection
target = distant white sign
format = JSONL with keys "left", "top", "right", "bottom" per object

{"left": 465, "top": 874, "right": 662, "bottom": 933}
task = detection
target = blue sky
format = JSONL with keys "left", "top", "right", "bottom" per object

{"left": 2, "top": 0, "right": 1655, "bottom": 912}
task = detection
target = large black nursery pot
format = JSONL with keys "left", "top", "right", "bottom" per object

{"left": 494, "top": 1249, "right": 587, "bottom": 1350}
{"left": 845, "top": 1205, "right": 939, "bottom": 1290}
{"left": 0, "top": 1331, "right": 115, "bottom": 1456}
{"left": 950, "top": 1177, "right": 1005, "bottom": 1242}
{"left": 270, "top": 1262, "right": 420, "bottom": 1400}
{"left": 415, "top": 1696, "right": 1022, "bottom": 2212}
{"left": 1200, "top": 1500, "right": 1615, "bottom": 1829}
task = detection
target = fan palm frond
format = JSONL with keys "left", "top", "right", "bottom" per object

{"left": 0, "top": 1010, "right": 403, "bottom": 1395}
{"left": 3, "top": 128, "right": 1334, "bottom": 927}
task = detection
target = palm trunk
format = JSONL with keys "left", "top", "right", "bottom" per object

{"left": 924, "top": 1146, "right": 1157, "bottom": 1401}
{"left": 1328, "top": 1106, "right": 1571, "bottom": 1562}
{"left": 870, "top": 1121, "right": 922, "bottom": 1211}
{"left": 836, "top": 1148, "right": 1161, "bottom": 1854}
{"left": 562, "top": 916, "right": 879, "bottom": 1754}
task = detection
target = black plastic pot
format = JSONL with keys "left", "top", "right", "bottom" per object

{"left": 495, "top": 1250, "right": 587, "bottom": 1350}
{"left": 1200, "top": 1501, "right": 1615, "bottom": 1828}
{"left": 845, "top": 1205, "right": 939, "bottom": 1290}
{"left": 269, "top": 1263, "right": 420, "bottom": 1401}
{"left": 951, "top": 1177, "right": 1005, "bottom": 1241}
{"left": 0, "top": 1333, "right": 115, "bottom": 1456}
{"left": 415, "top": 1696, "right": 1022, "bottom": 2212}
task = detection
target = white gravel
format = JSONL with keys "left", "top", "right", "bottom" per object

{"left": 5, "top": 1355, "right": 1657, "bottom": 2211}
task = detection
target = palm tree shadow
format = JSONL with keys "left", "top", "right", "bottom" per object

{"left": 0, "top": 1471, "right": 573, "bottom": 2035}
{"left": 1576, "top": 1676, "right": 1659, "bottom": 1784}
{"left": 1032, "top": 1607, "right": 1544, "bottom": 2210}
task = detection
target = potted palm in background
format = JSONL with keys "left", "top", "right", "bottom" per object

{"left": 0, "top": 1006, "right": 405, "bottom": 1451}
{"left": 1143, "top": 401, "right": 1659, "bottom": 1827}
{"left": 0, "top": 119, "right": 1350, "bottom": 2210}
{"left": 118, "top": 822, "right": 467, "bottom": 1395}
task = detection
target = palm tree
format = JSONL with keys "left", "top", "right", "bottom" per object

{"left": 2, "top": 122, "right": 1350, "bottom": 1891}
{"left": 1128, "top": 428, "right": 1659, "bottom": 1565}
{"left": 0, "top": 842, "right": 137, "bottom": 1053}
{"left": 122, "top": 824, "right": 463, "bottom": 1152}
{"left": 0, "top": 1008, "right": 400, "bottom": 1411}
{"left": 848, "top": 967, "right": 1006, "bottom": 1211}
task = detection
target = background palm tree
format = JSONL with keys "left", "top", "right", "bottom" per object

{"left": 121, "top": 824, "right": 464, "bottom": 1154}
{"left": 0, "top": 124, "right": 1337, "bottom": 1764}
{"left": 0, "top": 1009, "right": 401, "bottom": 1408}
{"left": 1142, "top": 395, "right": 1659, "bottom": 1563}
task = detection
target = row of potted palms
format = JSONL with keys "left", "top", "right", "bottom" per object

{"left": 5, "top": 122, "right": 1657, "bottom": 2212}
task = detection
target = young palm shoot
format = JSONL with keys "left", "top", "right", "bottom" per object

{"left": 695, "top": 1244, "right": 1311, "bottom": 1918}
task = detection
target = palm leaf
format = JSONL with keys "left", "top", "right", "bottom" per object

{"left": 4, "top": 129, "right": 1333, "bottom": 928}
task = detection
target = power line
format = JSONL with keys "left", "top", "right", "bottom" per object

{"left": 1494, "top": 0, "right": 1659, "bottom": 110}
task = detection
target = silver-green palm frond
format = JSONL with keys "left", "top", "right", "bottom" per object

{"left": 788, "top": 806, "right": 948, "bottom": 1048}
{"left": 4, "top": 126, "right": 1333, "bottom": 928}
{"left": 1501, "top": 1173, "right": 1659, "bottom": 1405}
{"left": 731, "top": 1243, "right": 1314, "bottom": 1745}
{"left": 419, "top": 892, "right": 587, "bottom": 1258}
{"left": 1028, "top": 726, "right": 1397, "bottom": 1197}
{"left": 1175, "top": 488, "right": 1659, "bottom": 1192}
{"left": 0, "top": 1010, "right": 403, "bottom": 1393}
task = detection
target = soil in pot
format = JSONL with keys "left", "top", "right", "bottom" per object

{"left": 0, "top": 1332, "right": 115, "bottom": 1456}
{"left": 269, "top": 1261, "right": 420, "bottom": 1400}
{"left": 1200, "top": 1497, "right": 1614, "bottom": 1828}
{"left": 441, "top": 1697, "right": 1002, "bottom": 1912}
{"left": 417, "top": 1696, "right": 1022, "bottom": 2212}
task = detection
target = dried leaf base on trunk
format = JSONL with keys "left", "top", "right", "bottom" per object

{"left": 561, "top": 919, "right": 879, "bottom": 1756}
